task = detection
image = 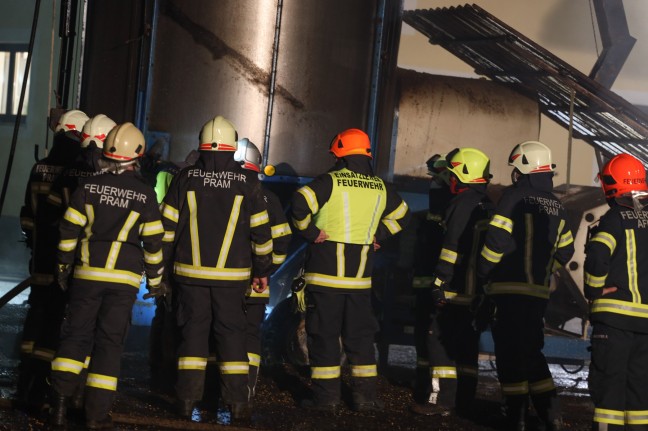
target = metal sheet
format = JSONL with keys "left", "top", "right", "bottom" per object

{"left": 393, "top": 70, "right": 540, "bottom": 185}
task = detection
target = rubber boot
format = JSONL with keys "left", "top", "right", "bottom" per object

{"left": 49, "top": 389, "right": 68, "bottom": 427}
{"left": 531, "top": 391, "right": 563, "bottom": 431}
{"left": 504, "top": 395, "right": 528, "bottom": 431}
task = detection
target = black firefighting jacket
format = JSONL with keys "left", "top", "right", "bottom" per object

{"left": 20, "top": 135, "right": 80, "bottom": 287}
{"left": 246, "top": 187, "right": 292, "bottom": 304}
{"left": 477, "top": 173, "right": 575, "bottom": 299}
{"left": 584, "top": 197, "right": 648, "bottom": 333}
{"left": 57, "top": 170, "right": 164, "bottom": 289}
{"left": 161, "top": 151, "right": 273, "bottom": 288}
{"left": 291, "top": 155, "right": 410, "bottom": 294}
{"left": 433, "top": 185, "right": 494, "bottom": 305}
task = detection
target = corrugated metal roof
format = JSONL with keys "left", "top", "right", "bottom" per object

{"left": 403, "top": 3, "right": 648, "bottom": 164}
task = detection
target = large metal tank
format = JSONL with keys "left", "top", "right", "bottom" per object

{"left": 148, "top": 0, "right": 379, "bottom": 177}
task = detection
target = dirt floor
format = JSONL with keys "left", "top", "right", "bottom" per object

{"left": 0, "top": 304, "right": 595, "bottom": 431}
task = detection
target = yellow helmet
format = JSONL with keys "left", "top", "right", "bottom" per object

{"left": 103, "top": 122, "right": 145, "bottom": 162}
{"left": 446, "top": 147, "right": 491, "bottom": 184}
{"left": 199, "top": 115, "right": 238, "bottom": 151}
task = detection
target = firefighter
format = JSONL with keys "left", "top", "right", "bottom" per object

{"left": 477, "top": 141, "right": 575, "bottom": 431}
{"left": 584, "top": 153, "right": 648, "bottom": 431}
{"left": 17, "top": 109, "right": 88, "bottom": 409}
{"left": 234, "top": 138, "right": 292, "bottom": 398}
{"left": 422, "top": 147, "right": 494, "bottom": 417}
{"left": 48, "top": 122, "right": 166, "bottom": 429}
{"left": 409, "top": 153, "right": 453, "bottom": 414}
{"left": 291, "top": 128, "right": 410, "bottom": 412}
{"left": 160, "top": 116, "right": 272, "bottom": 420}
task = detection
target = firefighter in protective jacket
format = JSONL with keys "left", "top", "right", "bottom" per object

{"left": 291, "top": 128, "right": 410, "bottom": 412}
{"left": 160, "top": 116, "right": 272, "bottom": 420}
{"left": 17, "top": 109, "right": 87, "bottom": 407}
{"left": 477, "top": 141, "right": 574, "bottom": 431}
{"left": 49, "top": 123, "right": 165, "bottom": 429}
{"left": 584, "top": 153, "right": 648, "bottom": 431}
{"left": 424, "top": 147, "right": 494, "bottom": 416}
{"left": 235, "top": 138, "right": 292, "bottom": 398}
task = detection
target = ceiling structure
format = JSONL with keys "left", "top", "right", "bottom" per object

{"left": 403, "top": 3, "right": 648, "bottom": 165}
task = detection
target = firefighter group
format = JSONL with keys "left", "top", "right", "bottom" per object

{"left": 14, "top": 108, "right": 648, "bottom": 431}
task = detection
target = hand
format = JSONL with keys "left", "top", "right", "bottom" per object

{"left": 144, "top": 280, "right": 168, "bottom": 300}
{"left": 602, "top": 286, "right": 618, "bottom": 296}
{"left": 314, "top": 230, "right": 329, "bottom": 244}
{"left": 252, "top": 277, "right": 268, "bottom": 293}
{"left": 430, "top": 287, "right": 446, "bottom": 307}
{"left": 471, "top": 295, "right": 495, "bottom": 332}
{"left": 373, "top": 236, "right": 381, "bottom": 251}
{"left": 56, "top": 263, "right": 72, "bottom": 292}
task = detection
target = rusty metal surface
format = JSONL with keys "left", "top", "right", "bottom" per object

{"left": 403, "top": 4, "right": 648, "bottom": 165}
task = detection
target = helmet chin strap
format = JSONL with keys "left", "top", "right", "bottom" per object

{"left": 98, "top": 158, "right": 139, "bottom": 174}
{"left": 511, "top": 168, "right": 521, "bottom": 184}
{"left": 631, "top": 190, "right": 648, "bottom": 212}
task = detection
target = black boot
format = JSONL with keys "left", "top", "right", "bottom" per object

{"left": 230, "top": 402, "right": 251, "bottom": 420}
{"left": 49, "top": 389, "right": 68, "bottom": 427}
{"left": 531, "top": 391, "right": 562, "bottom": 431}
{"left": 504, "top": 395, "right": 528, "bottom": 431}
{"left": 175, "top": 399, "right": 196, "bottom": 419}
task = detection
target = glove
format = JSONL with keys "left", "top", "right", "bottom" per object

{"left": 471, "top": 295, "right": 495, "bottom": 332}
{"left": 144, "top": 280, "right": 168, "bottom": 300}
{"left": 430, "top": 276, "right": 447, "bottom": 307}
{"left": 56, "top": 263, "right": 72, "bottom": 292}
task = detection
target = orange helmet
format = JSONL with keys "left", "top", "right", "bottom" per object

{"left": 599, "top": 153, "right": 648, "bottom": 198}
{"left": 330, "top": 128, "right": 372, "bottom": 159}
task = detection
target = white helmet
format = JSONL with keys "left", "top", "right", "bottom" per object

{"left": 81, "top": 114, "right": 117, "bottom": 148}
{"left": 234, "top": 138, "right": 262, "bottom": 173}
{"left": 55, "top": 109, "right": 89, "bottom": 142}
{"left": 508, "top": 141, "right": 556, "bottom": 174}
{"left": 103, "top": 122, "right": 145, "bottom": 162}
{"left": 199, "top": 115, "right": 237, "bottom": 151}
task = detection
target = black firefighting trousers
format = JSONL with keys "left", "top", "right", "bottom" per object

{"left": 589, "top": 322, "right": 648, "bottom": 431}
{"left": 50, "top": 279, "right": 136, "bottom": 421}
{"left": 305, "top": 289, "right": 379, "bottom": 405}
{"left": 413, "top": 288, "right": 435, "bottom": 404}
{"left": 491, "top": 295, "right": 560, "bottom": 426}
{"left": 245, "top": 301, "right": 266, "bottom": 396}
{"left": 175, "top": 283, "right": 249, "bottom": 404}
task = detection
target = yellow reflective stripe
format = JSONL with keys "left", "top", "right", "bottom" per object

{"left": 219, "top": 361, "right": 249, "bottom": 375}
{"left": 21, "top": 341, "right": 34, "bottom": 354}
{"left": 591, "top": 298, "right": 648, "bottom": 318}
{"left": 48, "top": 193, "right": 62, "bottom": 207}
{"left": 593, "top": 408, "right": 625, "bottom": 425}
{"left": 501, "top": 381, "right": 529, "bottom": 395}
{"left": 297, "top": 186, "right": 319, "bottom": 215}
{"left": 305, "top": 272, "right": 372, "bottom": 289}
{"left": 445, "top": 292, "right": 474, "bottom": 306}
{"left": 144, "top": 249, "right": 163, "bottom": 265}
{"left": 21, "top": 217, "right": 34, "bottom": 230}
{"left": 32, "top": 348, "right": 56, "bottom": 362}
{"left": 81, "top": 205, "right": 95, "bottom": 265}
{"left": 247, "top": 287, "right": 270, "bottom": 298}
{"left": 84, "top": 356, "right": 91, "bottom": 368}
{"left": 529, "top": 378, "right": 555, "bottom": 394}
{"left": 218, "top": 195, "right": 243, "bottom": 268}
{"left": 161, "top": 203, "right": 179, "bottom": 223}
{"left": 248, "top": 353, "right": 261, "bottom": 367}
{"left": 558, "top": 230, "right": 574, "bottom": 248}
{"left": 336, "top": 243, "right": 345, "bottom": 277}
{"left": 86, "top": 373, "right": 118, "bottom": 391}
{"left": 253, "top": 239, "right": 272, "bottom": 256}
{"left": 584, "top": 271, "right": 606, "bottom": 288}
{"left": 356, "top": 245, "right": 369, "bottom": 278}
{"left": 490, "top": 214, "right": 513, "bottom": 234}
{"left": 31, "top": 181, "right": 52, "bottom": 193}
{"left": 74, "top": 266, "right": 142, "bottom": 288}
{"left": 272, "top": 253, "right": 287, "bottom": 265}
{"left": 382, "top": 218, "right": 401, "bottom": 235}
{"left": 311, "top": 366, "right": 341, "bottom": 380}
{"left": 148, "top": 275, "right": 162, "bottom": 287}
{"left": 105, "top": 242, "right": 122, "bottom": 270}
{"left": 163, "top": 230, "right": 175, "bottom": 242}
{"left": 431, "top": 367, "right": 457, "bottom": 379}
{"left": 351, "top": 364, "right": 377, "bottom": 378}
{"left": 457, "top": 365, "right": 478, "bottom": 377}
{"left": 591, "top": 231, "right": 617, "bottom": 254}
{"left": 178, "top": 356, "right": 207, "bottom": 370}
{"left": 58, "top": 238, "right": 78, "bottom": 252}
{"left": 292, "top": 214, "right": 311, "bottom": 231}
{"left": 485, "top": 283, "right": 550, "bottom": 299}
{"left": 117, "top": 211, "right": 140, "bottom": 242}
{"left": 174, "top": 262, "right": 251, "bottom": 281}
{"left": 544, "top": 219, "right": 564, "bottom": 285}
{"left": 386, "top": 200, "right": 408, "bottom": 220}
{"left": 412, "top": 276, "right": 433, "bottom": 288}
{"left": 341, "top": 191, "right": 351, "bottom": 242}
{"left": 439, "top": 248, "right": 458, "bottom": 264}
{"left": 626, "top": 229, "right": 640, "bottom": 303}
{"left": 141, "top": 220, "right": 164, "bottom": 236}
{"left": 524, "top": 213, "right": 533, "bottom": 283}
{"left": 64, "top": 206, "right": 87, "bottom": 226}
{"left": 365, "top": 194, "right": 384, "bottom": 244}
{"left": 250, "top": 210, "right": 269, "bottom": 228}
{"left": 187, "top": 191, "right": 201, "bottom": 267}
{"left": 481, "top": 245, "right": 503, "bottom": 263}
{"left": 52, "top": 357, "right": 85, "bottom": 374}
{"left": 271, "top": 222, "right": 291, "bottom": 238}
{"left": 626, "top": 410, "right": 648, "bottom": 425}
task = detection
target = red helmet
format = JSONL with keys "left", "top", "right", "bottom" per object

{"left": 330, "top": 128, "right": 372, "bottom": 159}
{"left": 599, "top": 153, "right": 648, "bottom": 198}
